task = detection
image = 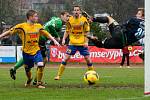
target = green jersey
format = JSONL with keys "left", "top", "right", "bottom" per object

{"left": 44, "top": 17, "right": 63, "bottom": 38}
{"left": 39, "top": 17, "right": 63, "bottom": 43}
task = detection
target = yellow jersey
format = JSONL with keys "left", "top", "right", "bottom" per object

{"left": 66, "top": 16, "right": 90, "bottom": 46}
{"left": 10, "top": 22, "right": 50, "bottom": 55}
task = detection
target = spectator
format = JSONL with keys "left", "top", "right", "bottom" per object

{"left": 120, "top": 46, "right": 131, "bottom": 68}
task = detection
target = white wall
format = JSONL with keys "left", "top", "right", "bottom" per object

{"left": 0, "top": 46, "right": 16, "bottom": 62}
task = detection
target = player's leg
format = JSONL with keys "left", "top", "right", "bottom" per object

{"left": 138, "top": 38, "right": 144, "bottom": 61}
{"left": 89, "top": 15, "right": 125, "bottom": 49}
{"left": 79, "top": 46, "right": 94, "bottom": 70}
{"left": 54, "top": 45, "right": 76, "bottom": 80}
{"left": 54, "top": 54, "right": 71, "bottom": 80}
{"left": 13, "top": 58, "right": 24, "bottom": 70}
{"left": 126, "top": 54, "right": 130, "bottom": 68}
{"left": 139, "top": 48, "right": 144, "bottom": 61}
{"left": 24, "top": 65, "right": 33, "bottom": 87}
{"left": 103, "top": 17, "right": 125, "bottom": 48}
{"left": 120, "top": 54, "right": 126, "bottom": 67}
{"left": 36, "top": 65, "right": 45, "bottom": 88}
{"left": 9, "top": 58, "right": 24, "bottom": 80}
{"left": 84, "top": 56, "right": 94, "bottom": 70}
{"left": 35, "top": 50, "right": 45, "bottom": 88}
{"left": 33, "top": 57, "right": 47, "bottom": 85}
{"left": 33, "top": 47, "right": 47, "bottom": 85}
{"left": 23, "top": 52, "right": 34, "bottom": 87}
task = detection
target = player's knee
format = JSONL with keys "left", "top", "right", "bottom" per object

{"left": 63, "top": 56, "right": 70, "bottom": 62}
{"left": 84, "top": 56, "right": 91, "bottom": 63}
{"left": 87, "top": 63, "right": 93, "bottom": 67}
{"left": 24, "top": 65, "right": 31, "bottom": 73}
{"left": 37, "top": 62, "right": 44, "bottom": 67}
{"left": 61, "top": 61, "right": 67, "bottom": 65}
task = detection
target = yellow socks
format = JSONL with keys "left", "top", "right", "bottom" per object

{"left": 57, "top": 64, "right": 65, "bottom": 77}
{"left": 88, "top": 66, "right": 94, "bottom": 71}
{"left": 37, "top": 67, "right": 44, "bottom": 82}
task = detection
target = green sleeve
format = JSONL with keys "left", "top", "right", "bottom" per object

{"left": 46, "top": 25, "right": 59, "bottom": 38}
{"left": 39, "top": 35, "right": 48, "bottom": 42}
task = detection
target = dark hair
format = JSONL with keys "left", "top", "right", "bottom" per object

{"left": 60, "top": 11, "right": 69, "bottom": 16}
{"left": 26, "top": 10, "right": 37, "bottom": 19}
{"left": 73, "top": 5, "right": 81, "bottom": 10}
{"left": 138, "top": 8, "right": 144, "bottom": 17}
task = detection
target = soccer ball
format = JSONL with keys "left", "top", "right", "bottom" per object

{"left": 84, "top": 70, "right": 99, "bottom": 85}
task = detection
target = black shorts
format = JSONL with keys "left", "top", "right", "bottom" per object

{"left": 40, "top": 46, "right": 47, "bottom": 58}
{"left": 103, "top": 24, "right": 125, "bottom": 49}
{"left": 39, "top": 41, "right": 47, "bottom": 58}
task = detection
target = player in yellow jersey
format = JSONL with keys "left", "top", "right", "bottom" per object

{"left": 0, "top": 10, "right": 60, "bottom": 88}
{"left": 54, "top": 5, "right": 94, "bottom": 80}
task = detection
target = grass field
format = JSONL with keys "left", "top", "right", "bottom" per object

{"left": 0, "top": 63, "right": 149, "bottom": 100}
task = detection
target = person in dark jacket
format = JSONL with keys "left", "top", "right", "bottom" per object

{"left": 120, "top": 46, "right": 131, "bottom": 68}
{"left": 87, "top": 8, "right": 144, "bottom": 49}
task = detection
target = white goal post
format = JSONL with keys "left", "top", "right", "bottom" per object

{"left": 144, "top": 0, "right": 150, "bottom": 95}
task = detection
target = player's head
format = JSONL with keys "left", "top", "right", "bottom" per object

{"left": 60, "top": 11, "right": 70, "bottom": 23}
{"left": 73, "top": 5, "right": 81, "bottom": 17}
{"left": 26, "top": 10, "right": 39, "bottom": 23}
{"left": 136, "top": 8, "right": 144, "bottom": 19}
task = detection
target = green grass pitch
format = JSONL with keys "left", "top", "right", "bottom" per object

{"left": 0, "top": 64, "right": 150, "bottom": 100}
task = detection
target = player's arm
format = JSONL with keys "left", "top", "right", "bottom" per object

{"left": 87, "top": 35, "right": 103, "bottom": 48}
{"left": 84, "top": 20, "right": 103, "bottom": 48}
{"left": 62, "top": 31, "right": 69, "bottom": 45}
{"left": 83, "top": 20, "right": 90, "bottom": 36}
{"left": 61, "top": 22, "right": 71, "bottom": 45}
{"left": 0, "top": 30, "right": 11, "bottom": 39}
{"left": 0, "top": 24, "right": 22, "bottom": 39}
{"left": 40, "top": 29, "right": 60, "bottom": 46}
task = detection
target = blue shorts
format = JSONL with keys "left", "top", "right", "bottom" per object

{"left": 66, "top": 45, "right": 90, "bottom": 56}
{"left": 23, "top": 50, "right": 43, "bottom": 68}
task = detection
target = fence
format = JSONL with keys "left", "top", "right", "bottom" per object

{"left": 0, "top": 46, "right": 143, "bottom": 63}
